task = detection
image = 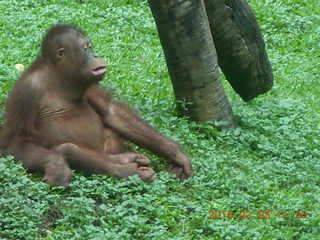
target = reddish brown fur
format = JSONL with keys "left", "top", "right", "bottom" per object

{"left": 0, "top": 59, "right": 44, "bottom": 149}
{"left": 0, "top": 24, "right": 194, "bottom": 187}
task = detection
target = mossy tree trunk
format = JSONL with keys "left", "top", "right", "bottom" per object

{"left": 148, "top": 0, "right": 236, "bottom": 127}
{"left": 204, "top": 0, "right": 274, "bottom": 101}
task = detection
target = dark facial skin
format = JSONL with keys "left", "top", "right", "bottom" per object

{"left": 0, "top": 24, "right": 194, "bottom": 187}
{"left": 55, "top": 30, "right": 107, "bottom": 85}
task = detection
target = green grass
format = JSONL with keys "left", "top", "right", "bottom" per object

{"left": 0, "top": 0, "right": 319, "bottom": 239}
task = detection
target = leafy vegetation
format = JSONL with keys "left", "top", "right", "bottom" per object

{"left": 0, "top": 0, "right": 319, "bottom": 239}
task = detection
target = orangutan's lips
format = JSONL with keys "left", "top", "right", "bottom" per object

{"left": 92, "top": 65, "right": 107, "bottom": 76}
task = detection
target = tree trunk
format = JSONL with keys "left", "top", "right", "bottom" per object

{"left": 204, "top": 0, "right": 274, "bottom": 101}
{"left": 148, "top": 0, "right": 236, "bottom": 127}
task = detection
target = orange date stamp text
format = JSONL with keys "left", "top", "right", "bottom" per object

{"left": 208, "top": 211, "right": 309, "bottom": 220}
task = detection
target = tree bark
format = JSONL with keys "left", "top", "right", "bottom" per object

{"left": 148, "top": 0, "right": 236, "bottom": 127}
{"left": 204, "top": 0, "right": 274, "bottom": 101}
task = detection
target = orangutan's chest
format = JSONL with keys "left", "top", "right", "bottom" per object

{"left": 37, "top": 102, "right": 104, "bottom": 149}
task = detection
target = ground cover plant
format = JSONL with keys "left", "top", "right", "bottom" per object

{"left": 0, "top": 0, "right": 319, "bottom": 239}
